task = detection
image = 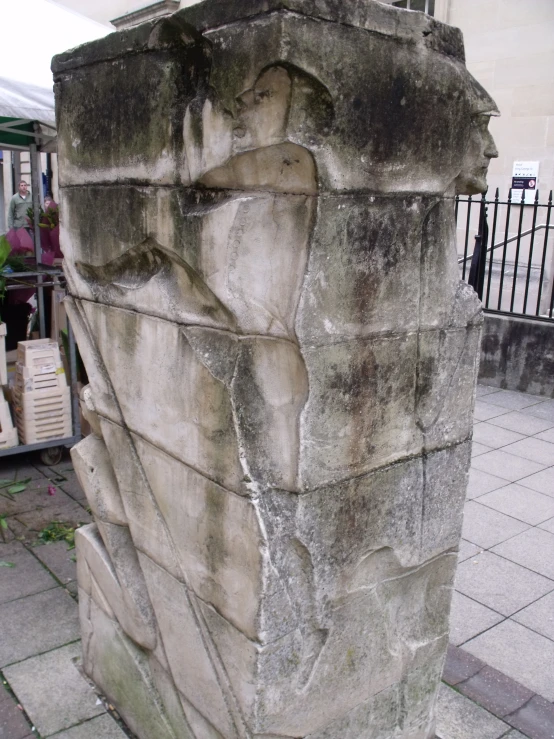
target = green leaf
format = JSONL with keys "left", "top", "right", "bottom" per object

{"left": 0, "top": 479, "right": 15, "bottom": 487}
{"left": 0, "top": 235, "right": 11, "bottom": 269}
{"left": 0, "top": 561, "right": 15, "bottom": 568}
{"left": 7, "top": 484, "right": 27, "bottom": 495}
{"left": 0, "top": 517, "right": 8, "bottom": 530}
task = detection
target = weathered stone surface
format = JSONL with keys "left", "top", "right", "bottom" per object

{"left": 55, "top": 0, "right": 497, "bottom": 736}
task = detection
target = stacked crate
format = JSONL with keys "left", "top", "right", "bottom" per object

{"left": 0, "top": 323, "right": 18, "bottom": 449}
{"left": 14, "top": 340, "right": 71, "bottom": 443}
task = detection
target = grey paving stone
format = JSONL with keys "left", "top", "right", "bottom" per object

{"left": 458, "top": 539, "right": 482, "bottom": 563}
{"left": 474, "top": 401, "right": 511, "bottom": 422}
{"left": 487, "top": 411, "right": 554, "bottom": 436}
{"left": 471, "top": 450, "right": 546, "bottom": 483}
{"left": 518, "top": 468, "right": 554, "bottom": 498}
{"left": 0, "top": 696, "right": 32, "bottom": 739}
{"left": 539, "top": 517, "right": 554, "bottom": 534}
{"left": 435, "top": 684, "right": 511, "bottom": 739}
{"left": 461, "top": 501, "right": 530, "bottom": 549}
{"left": 464, "top": 620, "right": 554, "bottom": 701}
{"left": 472, "top": 422, "right": 526, "bottom": 450}
{"left": 32, "top": 542, "right": 77, "bottom": 586}
{"left": 502, "top": 438, "right": 554, "bottom": 467}
{"left": 7, "top": 505, "right": 91, "bottom": 546}
{"left": 58, "top": 473, "right": 87, "bottom": 504}
{"left": 472, "top": 442, "right": 494, "bottom": 457}
{"left": 0, "top": 540, "right": 25, "bottom": 558}
{"left": 0, "top": 587, "right": 79, "bottom": 667}
{"left": 467, "top": 468, "right": 511, "bottom": 500}
{"left": 512, "top": 591, "right": 554, "bottom": 642}
{"left": 507, "top": 695, "right": 554, "bottom": 739}
{"left": 3, "top": 642, "right": 105, "bottom": 738}
{"left": 442, "top": 645, "right": 485, "bottom": 686}
{"left": 457, "top": 665, "right": 534, "bottom": 719}
{"left": 522, "top": 400, "right": 554, "bottom": 423}
{"left": 476, "top": 385, "right": 502, "bottom": 398}
{"left": 14, "top": 464, "right": 48, "bottom": 482}
{"left": 481, "top": 390, "right": 545, "bottom": 412}
{"left": 535, "top": 428, "right": 554, "bottom": 444}
{"left": 492, "top": 528, "right": 554, "bottom": 581}
{"left": 449, "top": 591, "right": 504, "bottom": 646}
{"left": 478, "top": 484, "right": 554, "bottom": 526}
{"left": 51, "top": 714, "right": 128, "bottom": 739}
{"left": 455, "top": 551, "right": 554, "bottom": 616}
{"left": 0, "top": 548, "right": 57, "bottom": 605}
{"left": 0, "top": 483, "right": 84, "bottom": 519}
{"left": 504, "top": 730, "right": 533, "bottom": 738}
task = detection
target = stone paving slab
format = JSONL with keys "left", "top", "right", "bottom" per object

{"left": 464, "top": 620, "right": 554, "bottom": 702}
{"left": 522, "top": 400, "right": 554, "bottom": 423}
{"left": 481, "top": 390, "right": 545, "bottom": 412}
{"left": 3, "top": 642, "right": 105, "bottom": 738}
{"left": 435, "top": 684, "right": 511, "bottom": 739}
{"left": 477, "top": 484, "right": 554, "bottom": 526}
{"left": 508, "top": 696, "right": 554, "bottom": 739}
{"left": 466, "top": 468, "right": 511, "bottom": 499}
{"left": 52, "top": 714, "right": 128, "bottom": 738}
{"left": 492, "top": 528, "right": 554, "bottom": 581}
{"left": 7, "top": 499, "right": 91, "bottom": 545}
{"left": 472, "top": 421, "right": 527, "bottom": 449}
{"left": 449, "top": 591, "right": 504, "bottom": 646}
{"left": 503, "top": 438, "right": 554, "bottom": 467}
{"left": 0, "top": 587, "right": 80, "bottom": 667}
{"left": 32, "top": 541, "right": 77, "bottom": 586}
{"left": 0, "top": 693, "right": 31, "bottom": 739}
{"left": 457, "top": 539, "right": 482, "bottom": 563}
{"left": 455, "top": 550, "right": 554, "bottom": 617}
{"left": 472, "top": 441, "right": 494, "bottom": 457}
{"left": 518, "top": 468, "right": 554, "bottom": 498}
{"left": 539, "top": 517, "right": 554, "bottom": 534}
{"left": 474, "top": 400, "right": 513, "bottom": 422}
{"left": 486, "top": 411, "right": 554, "bottom": 436}
{"left": 0, "top": 547, "right": 58, "bottom": 604}
{"left": 461, "top": 501, "right": 530, "bottom": 548}
{"left": 535, "top": 428, "right": 554, "bottom": 444}
{"left": 471, "top": 449, "right": 546, "bottom": 483}
{"left": 457, "top": 665, "right": 534, "bottom": 719}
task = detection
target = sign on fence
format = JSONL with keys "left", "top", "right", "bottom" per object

{"left": 511, "top": 161, "right": 540, "bottom": 204}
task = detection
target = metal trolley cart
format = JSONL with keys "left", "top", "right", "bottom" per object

{"left": 0, "top": 268, "right": 81, "bottom": 466}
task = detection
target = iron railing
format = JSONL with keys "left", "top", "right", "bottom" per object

{"left": 456, "top": 189, "right": 554, "bottom": 322}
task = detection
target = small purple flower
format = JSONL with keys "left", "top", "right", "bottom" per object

{"left": 47, "top": 485, "right": 56, "bottom": 496}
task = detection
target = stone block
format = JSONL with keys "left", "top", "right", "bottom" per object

{"left": 80, "top": 301, "right": 243, "bottom": 494}
{"left": 79, "top": 591, "right": 189, "bottom": 739}
{"left": 299, "top": 334, "right": 422, "bottom": 489}
{"left": 53, "top": 17, "right": 210, "bottom": 186}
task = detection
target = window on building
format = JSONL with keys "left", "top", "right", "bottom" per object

{"left": 392, "top": 0, "right": 435, "bottom": 15}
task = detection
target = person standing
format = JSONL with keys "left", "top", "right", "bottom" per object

{"left": 7, "top": 180, "right": 31, "bottom": 231}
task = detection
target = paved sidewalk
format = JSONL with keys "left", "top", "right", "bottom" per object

{"left": 437, "top": 385, "right": 554, "bottom": 739}
{"left": 0, "top": 385, "right": 553, "bottom": 738}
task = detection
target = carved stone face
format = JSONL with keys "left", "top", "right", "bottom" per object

{"left": 455, "top": 113, "right": 499, "bottom": 195}
{"left": 234, "top": 66, "right": 292, "bottom": 151}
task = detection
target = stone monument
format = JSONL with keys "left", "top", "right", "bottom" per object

{"left": 53, "top": 2, "right": 498, "bottom": 737}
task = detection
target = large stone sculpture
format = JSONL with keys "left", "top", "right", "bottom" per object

{"left": 53, "top": 2, "right": 498, "bottom": 737}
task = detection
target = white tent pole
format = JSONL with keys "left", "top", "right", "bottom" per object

{"left": 29, "top": 142, "right": 46, "bottom": 338}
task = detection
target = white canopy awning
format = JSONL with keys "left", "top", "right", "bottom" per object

{"left": 0, "top": 0, "right": 110, "bottom": 90}
{"left": 0, "top": 77, "right": 55, "bottom": 127}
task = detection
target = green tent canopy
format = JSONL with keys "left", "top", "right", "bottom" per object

{"left": 0, "top": 76, "right": 56, "bottom": 152}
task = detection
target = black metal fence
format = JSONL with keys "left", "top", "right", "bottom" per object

{"left": 456, "top": 189, "right": 554, "bottom": 322}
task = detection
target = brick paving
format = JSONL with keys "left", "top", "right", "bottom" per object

{"left": 0, "top": 385, "right": 553, "bottom": 738}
